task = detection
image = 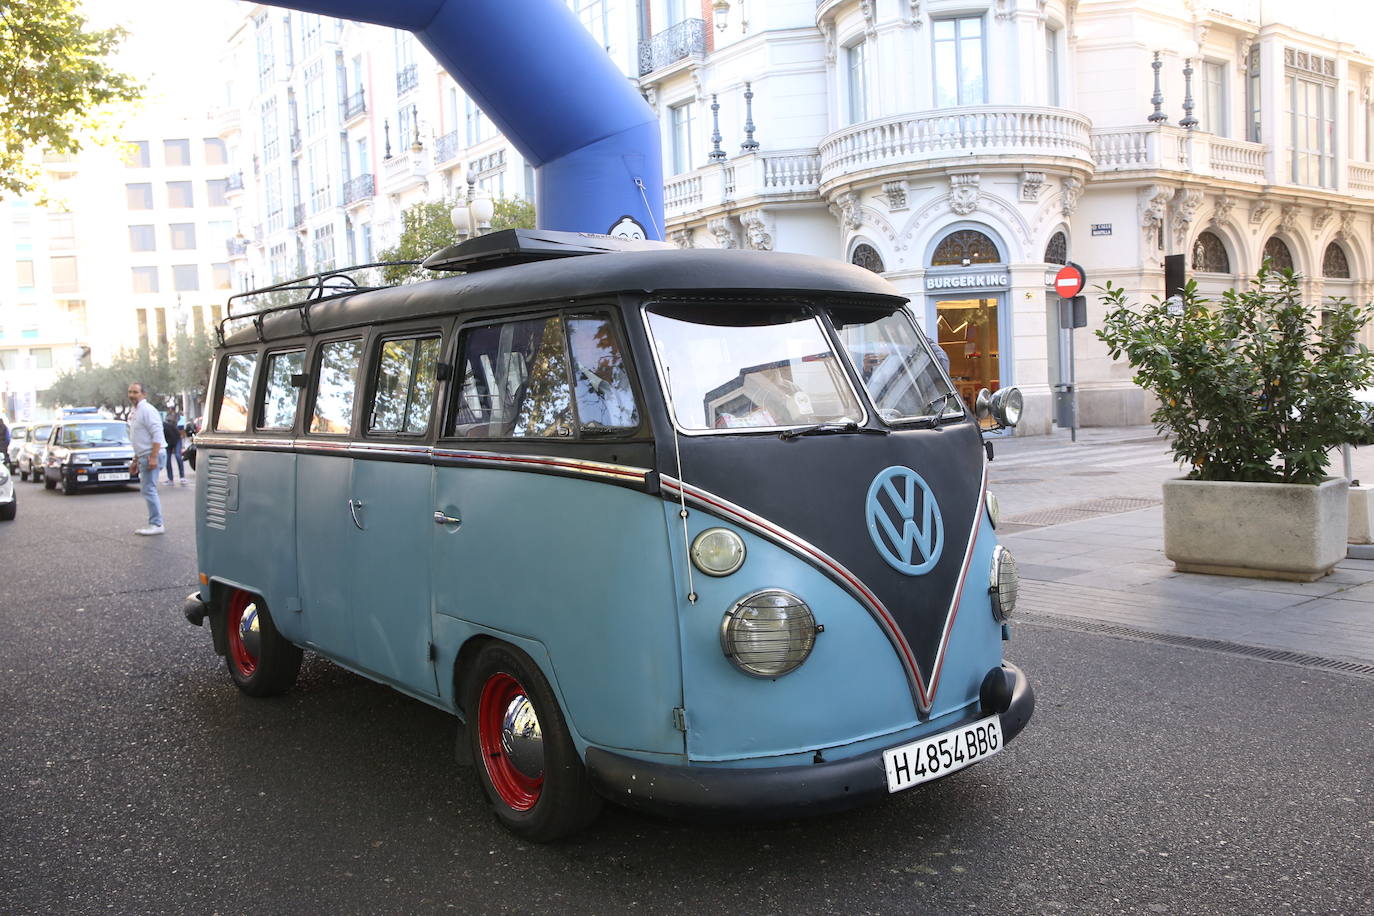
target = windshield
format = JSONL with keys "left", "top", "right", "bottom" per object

{"left": 645, "top": 303, "right": 865, "bottom": 432}
{"left": 830, "top": 305, "right": 961, "bottom": 424}
{"left": 60, "top": 423, "right": 129, "bottom": 447}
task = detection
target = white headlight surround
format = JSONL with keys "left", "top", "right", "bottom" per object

{"left": 719, "top": 589, "right": 818, "bottom": 678}
{"left": 691, "top": 527, "right": 746, "bottom": 577}
{"left": 988, "top": 545, "right": 1019, "bottom": 622}
{"left": 986, "top": 491, "right": 1001, "bottom": 528}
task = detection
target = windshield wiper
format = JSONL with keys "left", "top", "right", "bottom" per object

{"left": 779, "top": 420, "right": 889, "bottom": 440}
{"left": 920, "top": 392, "right": 961, "bottom": 429}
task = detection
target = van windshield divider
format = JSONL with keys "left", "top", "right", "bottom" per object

{"left": 217, "top": 259, "right": 420, "bottom": 346}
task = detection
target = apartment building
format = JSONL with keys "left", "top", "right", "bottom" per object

{"left": 0, "top": 117, "right": 234, "bottom": 421}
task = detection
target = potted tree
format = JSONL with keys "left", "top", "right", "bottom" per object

{"left": 1097, "top": 266, "right": 1374, "bottom": 581}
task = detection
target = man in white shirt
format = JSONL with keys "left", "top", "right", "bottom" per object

{"left": 126, "top": 382, "right": 166, "bottom": 535}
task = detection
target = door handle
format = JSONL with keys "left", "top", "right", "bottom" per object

{"left": 348, "top": 498, "right": 364, "bottom": 530}
{"left": 433, "top": 510, "right": 461, "bottom": 526}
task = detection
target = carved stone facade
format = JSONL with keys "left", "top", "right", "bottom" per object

{"left": 949, "top": 173, "right": 980, "bottom": 216}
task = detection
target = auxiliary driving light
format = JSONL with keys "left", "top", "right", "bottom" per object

{"left": 720, "top": 590, "right": 819, "bottom": 678}
{"left": 692, "top": 527, "right": 746, "bottom": 577}
{"left": 988, "top": 546, "right": 1019, "bottom": 621}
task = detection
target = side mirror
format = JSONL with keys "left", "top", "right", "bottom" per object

{"left": 990, "top": 387, "right": 1024, "bottom": 429}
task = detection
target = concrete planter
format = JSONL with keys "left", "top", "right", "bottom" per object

{"left": 1162, "top": 477, "right": 1349, "bottom": 582}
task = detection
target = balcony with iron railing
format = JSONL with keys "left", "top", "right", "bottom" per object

{"left": 435, "top": 129, "right": 462, "bottom": 166}
{"left": 226, "top": 171, "right": 245, "bottom": 193}
{"left": 226, "top": 238, "right": 248, "bottom": 258}
{"left": 343, "top": 172, "right": 375, "bottom": 206}
{"left": 396, "top": 64, "right": 419, "bottom": 96}
{"left": 290, "top": 130, "right": 303, "bottom": 156}
{"left": 638, "top": 18, "right": 706, "bottom": 78}
{"left": 341, "top": 89, "right": 366, "bottom": 123}
{"left": 292, "top": 202, "right": 307, "bottom": 228}
{"left": 818, "top": 105, "right": 1095, "bottom": 194}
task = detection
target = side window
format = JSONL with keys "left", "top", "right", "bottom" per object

{"left": 259, "top": 349, "right": 305, "bottom": 430}
{"left": 369, "top": 335, "right": 440, "bottom": 435}
{"left": 567, "top": 316, "right": 639, "bottom": 433}
{"left": 449, "top": 315, "right": 572, "bottom": 438}
{"left": 215, "top": 352, "right": 259, "bottom": 432}
{"left": 309, "top": 338, "right": 363, "bottom": 435}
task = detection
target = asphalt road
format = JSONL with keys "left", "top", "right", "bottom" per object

{"left": 2, "top": 476, "right": 1372, "bottom": 915}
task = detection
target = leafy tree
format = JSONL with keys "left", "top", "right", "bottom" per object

{"left": 0, "top": 0, "right": 143, "bottom": 200}
{"left": 42, "top": 329, "right": 216, "bottom": 418}
{"left": 377, "top": 195, "right": 536, "bottom": 285}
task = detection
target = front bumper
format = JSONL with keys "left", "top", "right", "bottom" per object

{"left": 585, "top": 662, "right": 1034, "bottom": 821}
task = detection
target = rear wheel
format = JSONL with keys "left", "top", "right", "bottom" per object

{"left": 464, "top": 643, "right": 602, "bottom": 842}
{"left": 18, "top": 465, "right": 27, "bottom": 482}
{"left": 43, "top": 470, "right": 56, "bottom": 490}
{"left": 223, "top": 589, "right": 302, "bottom": 697}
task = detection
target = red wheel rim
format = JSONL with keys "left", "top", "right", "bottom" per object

{"left": 477, "top": 672, "right": 543, "bottom": 811}
{"left": 226, "top": 590, "right": 258, "bottom": 677}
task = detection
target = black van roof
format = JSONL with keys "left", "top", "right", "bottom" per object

{"left": 221, "top": 231, "right": 906, "bottom": 347}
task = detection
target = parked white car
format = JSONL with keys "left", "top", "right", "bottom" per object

{"left": 0, "top": 461, "right": 16, "bottom": 520}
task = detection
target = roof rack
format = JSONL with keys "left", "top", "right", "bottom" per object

{"left": 217, "top": 260, "right": 419, "bottom": 345}
{"left": 422, "top": 228, "right": 675, "bottom": 273}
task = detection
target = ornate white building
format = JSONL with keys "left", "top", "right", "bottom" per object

{"left": 641, "top": 0, "right": 1374, "bottom": 431}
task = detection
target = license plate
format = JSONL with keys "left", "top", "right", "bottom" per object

{"left": 98, "top": 472, "right": 129, "bottom": 481}
{"left": 883, "top": 715, "right": 1003, "bottom": 793}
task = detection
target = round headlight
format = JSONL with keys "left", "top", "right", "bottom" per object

{"left": 986, "top": 491, "right": 1001, "bottom": 528}
{"left": 988, "top": 545, "right": 1019, "bottom": 622}
{"left": 691, "top": 527, "right": 746, "bottom": 577}
{"left": 720, "top": 590, "right": 818, "bottom": 678}
{"left": 990, "top": 387, "right": 1024, "bottom": 428}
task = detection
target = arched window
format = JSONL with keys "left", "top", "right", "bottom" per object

{"left": 1263, "top": 237, "right": 1294, "bottom": 272}
{"left": 1043, "top": 231, "right": 1067, "bottom": 265}
{"left": 851, "top": 243, "right": 885, "bottom": 273}
{"left": 1191, "top": 231, "right": 1230, "bottom": 273}
{"left": 931, "top": 229, "right": 1000, "bottom": 266}
{"left": 1323, "top": 242, "right": 1351, "bottom": 279}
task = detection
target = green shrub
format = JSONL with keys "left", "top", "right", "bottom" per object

{"left": 1096, "top": 266, "right": 1374, "bottom": 484}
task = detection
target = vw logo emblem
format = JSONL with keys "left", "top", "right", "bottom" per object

{"left": 865, "top": 466, "right": 944, "bottom": 575}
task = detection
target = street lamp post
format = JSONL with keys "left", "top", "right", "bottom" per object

{"left": 449, "top": 173, "right": 496, "bottom": 241}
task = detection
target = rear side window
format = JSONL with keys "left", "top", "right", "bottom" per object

{"left": 260, "top": 349, "right": 305, "bottom": 430}
{"left": 369, "top": 335, "right": 440, "bottom": 435}
{"left": 450, "top": 315, "right": 572, "bottom": 438}
{"left": 215, "top": 352, "right": 258, "bottom": 432}
{"left": 567, "top": 316, "right": 639, "bottom": 433}
{"left": 310, "top": 339, "right": 363, "bottom": 435}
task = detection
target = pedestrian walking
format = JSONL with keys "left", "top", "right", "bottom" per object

{"left": 0, "top": 415, "right": 9, "bottom": 471}
{"left": 163, "top": 410, "right": 186, "bottom": 485}
{"left": 126, "top": 382, "right": 166, "bottom": 535}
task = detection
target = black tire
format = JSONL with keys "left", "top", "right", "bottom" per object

{"left": 463, "top": 643, "right": 602, "bottom": 842}
{"left": 0, "top": 496, "right": 15, "bottom": 520}
{"left": 18, "top": 465, "right": 27, "bottom": 482}
{"left": 61, "top": 472, "right": 76, "bottom": 495}
{"left": 223, "top": 589, "right": 302, "bottom": 697}
{"left": 43, "top": 470, "right": 56, "bottom": 490}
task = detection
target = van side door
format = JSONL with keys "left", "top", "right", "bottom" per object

{"left": 295, "top": 334, "right": 366, "bottom": 663}
{"left": 348, "top": 323, "right": 447, "bottom": 696}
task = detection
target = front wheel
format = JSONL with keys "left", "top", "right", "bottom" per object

{"left": 463, "top": 643, "right": 602, "bottom": 842}
{"left": 61, "top": 472, "right": 76, "bottom": 495}
{"left": 223, "top": 589, "right": 302, "bottom": 697}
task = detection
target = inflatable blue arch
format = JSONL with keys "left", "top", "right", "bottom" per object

{"left": 255, "top": 0, "right": 664, "bottom": 238}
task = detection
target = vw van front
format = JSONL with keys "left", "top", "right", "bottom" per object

{"left": 584, "top": 280, "right": 1034, "bottom": 818}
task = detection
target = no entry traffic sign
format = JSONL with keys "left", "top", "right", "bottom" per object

{"left": 1054, "top": 263, "right": 1086, "bottom": 298}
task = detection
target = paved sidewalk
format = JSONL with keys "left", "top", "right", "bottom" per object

{"left": 989, "top": 426, "right": 1374, "bottom": 671}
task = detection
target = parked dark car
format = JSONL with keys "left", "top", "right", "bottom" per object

{"left": 40, "top": 419, "right": 139, "bottom": 495}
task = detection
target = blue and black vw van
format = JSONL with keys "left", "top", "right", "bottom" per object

{"left": 183, "top": 229, "right": 1034, "bottom": 841}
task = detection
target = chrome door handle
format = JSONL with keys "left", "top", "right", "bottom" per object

{"left": 348, "top": 499, "right": 364, "bottom": 530}
{"left": 433, "top": 511, "right": 461, "bottom": 526}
